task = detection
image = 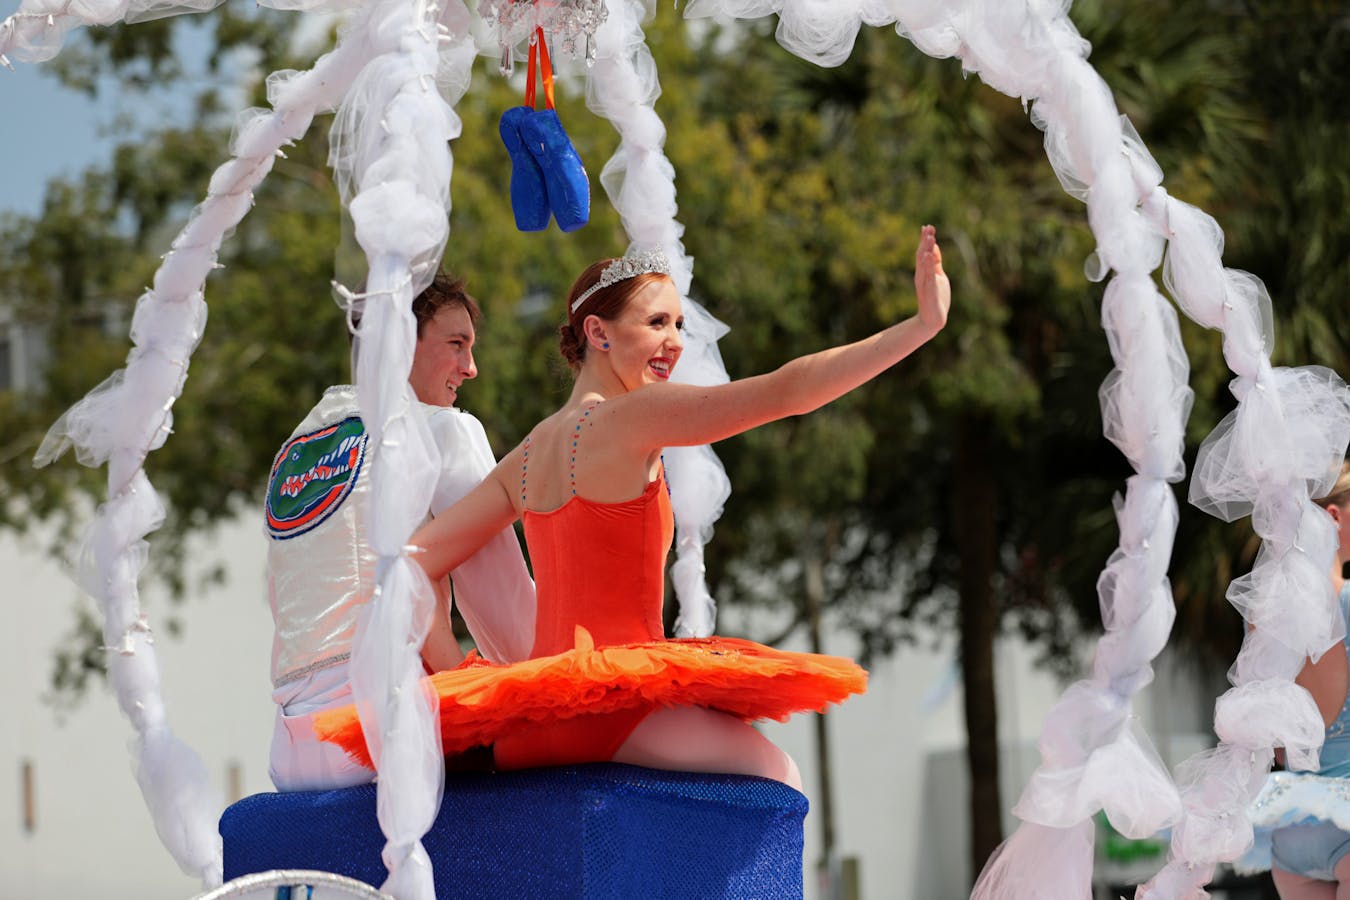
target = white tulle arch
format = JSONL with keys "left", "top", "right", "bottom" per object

{"left": 8, "top": 1, "right": 1350, "bottom": 898}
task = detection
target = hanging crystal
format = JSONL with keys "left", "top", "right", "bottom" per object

{"left": 499, "top": 43, "right": 514, "bottom": 77}
{"left": 477, "top": 0, "right": 608, "bottom": 62}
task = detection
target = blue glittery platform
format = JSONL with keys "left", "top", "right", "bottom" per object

{"left": 221, "top": 763, "right": 807, "bottom": 898}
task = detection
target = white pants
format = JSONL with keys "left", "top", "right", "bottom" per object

{"left": 269, "top": 662, "right": 373, "bottom": 792}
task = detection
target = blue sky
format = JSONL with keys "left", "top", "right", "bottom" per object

{"left": 1, "top": 57, "right": 116, "bottom": 216}
{"left": 0, "top": 17, "right": 219, "bottom": 217}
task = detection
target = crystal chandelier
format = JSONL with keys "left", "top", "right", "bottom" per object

{"left": 478, "top": 0, "right": 609, "bottom": 72}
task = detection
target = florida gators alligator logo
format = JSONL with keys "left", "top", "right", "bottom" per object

{"left": 265, "top": 416, "right": 368, "bottom": 540}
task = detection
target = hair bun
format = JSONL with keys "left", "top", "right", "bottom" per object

{"left": 558, "top": 323, "right": 585, "bottom": 367}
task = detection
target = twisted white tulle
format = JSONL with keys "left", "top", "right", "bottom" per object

{"left": 0, "top": 0, "right": 351, "bottom": 67}
{"left": 331, "top": 2, "right": 484, "bottom": 898}
{"left": 678, "top": 0, "right": 1348, "bottom": 896}
{"left": 1124, "top": 67, "right": 1349, "bottom": 900}
{"left": 585, "top": 0, "right": 732, "bottom": 638}
{"left": 73, "top": 471, "right": 224, "bottom": 886}
{"left": 1132, "top": 229, "right": 1350, "bottom": 898}
{"left": 29, "top": 11, "right": 378, "bottom": 887}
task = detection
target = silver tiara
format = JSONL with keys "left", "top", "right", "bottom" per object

{"left": 570, "top": 249, "right": 672, "bottom": 312}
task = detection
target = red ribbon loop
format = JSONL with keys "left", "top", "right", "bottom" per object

{"left": 523, "top": 27, "right": 555, "bottom": 111}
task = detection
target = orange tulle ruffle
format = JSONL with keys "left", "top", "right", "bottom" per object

{"left": 314, "top": 626, "right": 867, "bottom": 768}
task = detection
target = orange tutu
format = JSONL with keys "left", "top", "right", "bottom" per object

{"left": 314, "top": 625, "right": 867, "bottom": 768}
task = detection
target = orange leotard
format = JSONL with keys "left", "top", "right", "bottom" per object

{"left": 525, "top": 476, "right": 671, "bottom": 656}
{"left": 315, "top": 447, "right": 866, "bottom": 771}
{"left": 494, "top": 476, "right": 673, "bottom": 768}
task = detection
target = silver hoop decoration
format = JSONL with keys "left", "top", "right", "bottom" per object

{"left": 192, "top": 869, "right": 393, "bottom": 899}
{"left": 570, "top": 249, "right": 673, "bottom": 313}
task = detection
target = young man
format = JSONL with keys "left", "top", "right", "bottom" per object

{"left": 263, "top": 271, "right": 534, "bottom": 791}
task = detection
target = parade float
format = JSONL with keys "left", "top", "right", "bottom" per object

{"left": 5, "top": 0, "right": 1348, "bottom": 896}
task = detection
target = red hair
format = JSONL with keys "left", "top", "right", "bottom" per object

{"left": 559, "top": 259, "right": 672, "bottom": 371}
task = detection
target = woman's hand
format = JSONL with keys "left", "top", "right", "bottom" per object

{"left": 915, "top": 224, "right": 950, "bottom": 335}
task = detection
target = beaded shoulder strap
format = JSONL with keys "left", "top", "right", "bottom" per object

{"left": 568, "top": 403, "right": 597, "bottom": 496}
{"left": 519, "top": 404, "right": 598, "bottom": 505}
{"left": 519, "top": 434, "right": 535, "bottom": 504}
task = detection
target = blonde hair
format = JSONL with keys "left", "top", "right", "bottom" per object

{"left": 1314, "top": 459, "right": 1350, "bottom": 508}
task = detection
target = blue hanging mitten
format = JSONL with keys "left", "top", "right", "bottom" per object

{"left": 518, "top": 108, "right": 591, "bottom": 233}
{"left": 500, "top": 106, "right": 551, "bottom": 232}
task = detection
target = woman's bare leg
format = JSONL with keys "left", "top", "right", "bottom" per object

{"left": 612, "top": 706, "right": 803, "bottom": 792}
{"left": 1335, "top": 851, "right": 1350, "bottom": 900}
{"left": 1272, "top": 866, "right": 1336, "bottom": 900}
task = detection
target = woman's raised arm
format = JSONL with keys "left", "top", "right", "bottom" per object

{"left": 610, "top": 226, "right": 950, "bottom": 452}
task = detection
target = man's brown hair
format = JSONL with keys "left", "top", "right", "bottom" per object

{"left": 413, "top": 269, "right": 482, "bottom": 335}
{"left": 348, "top": 268, "right": 482, "bottom": 343}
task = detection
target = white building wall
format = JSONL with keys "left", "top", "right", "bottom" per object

{"left": 2, "top": 519, "right": 275, "bottom": 899}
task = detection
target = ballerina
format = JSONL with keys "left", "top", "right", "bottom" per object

{"left": 317, "top": 226, "right": 951, "bottom": 787}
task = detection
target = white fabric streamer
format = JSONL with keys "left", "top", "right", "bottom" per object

{"left": 348, "top": 558, "right": 443, "bottom": 896}
{"left": 0, "top": 0, "right": 361, "bottom": 65}
{"left": 970, "top": 820, "right": 1095, "bottom": 900}
{"left": 665, "top": 298, "right": 733, "bottom": 635}
{"left": 18, "top": 0, "right": 480, "bottom": 887}
{"left": 1214, "top": 682, "right": 1326, "bottom": 773}
{"left": 77, "top": 470, "right": 224, "bottom": 885}
{"left": 1190, "top": 366, "right": 1350, "bottom": 523}
{"left": 1130, "top": 84, "right": 1350, "bottom": 900}
{"left": 1098, "top": 277, "right": 1191, "bottom": 482}
{"left": 1147, "top": 355, "right": 1348, "bottom": 899}
{"left": 0, "top": 0, "right": 130, "bottom": 64}
{"left": 676, "top": 4, "right": 1207, "bottom": 895}
{"left": 719, "top": 1, "right": 1202, "bottom": 894}
{"left": 586, "top": 0, "right": 732, "bottom": 638}
{"left": 336, "top": 2, "right": 474, "bottom": 895}
{"left": 29, "top": 13, "right": 378, "bottom": 889}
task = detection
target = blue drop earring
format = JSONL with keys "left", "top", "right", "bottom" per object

{"left": 602, "top": 342, "right": 609, "bottom": 350}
